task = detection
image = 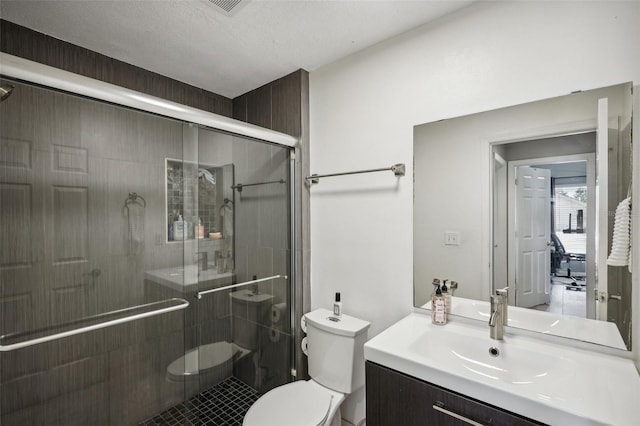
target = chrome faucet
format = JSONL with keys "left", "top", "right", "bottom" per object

{"left": 495, "top": 286, "right": 508, "bottom": 325}
{"left": 449, "top": 281, "right": 458, "bottom": 295}
{"left": 489, "top": 294, "right": 507, "bottom": 340}
{"left": 196, "top": 251, "right": 209, "bottom": 271}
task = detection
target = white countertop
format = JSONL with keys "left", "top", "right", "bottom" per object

{"left": 364, "top": 312, "right": 640, "bottom": 426}
{"left": 422, "top": 296, "right": 627, "bottom": 350}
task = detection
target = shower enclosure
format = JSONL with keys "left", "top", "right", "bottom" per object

{"left": 0, "top": 54, "right": 296, "bottom": 425}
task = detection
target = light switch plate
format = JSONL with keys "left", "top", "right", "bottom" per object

{"left": 444, "top": 231, "right": 460, "bottom": 246}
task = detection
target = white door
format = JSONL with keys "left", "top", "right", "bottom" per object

{"left": 515, "top": 165, "right": 551, "bottom": 308}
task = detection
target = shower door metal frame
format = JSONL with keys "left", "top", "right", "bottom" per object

{"left": 0, "top": 53, "right": 298, "bottom": 148}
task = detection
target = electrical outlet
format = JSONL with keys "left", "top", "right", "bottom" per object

{"left": 444, "top": 231, "right": 460, "bottom": 246}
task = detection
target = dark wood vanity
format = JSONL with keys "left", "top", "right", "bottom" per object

{"left": 366, "top": 362, "right": 544, "bottom": 426}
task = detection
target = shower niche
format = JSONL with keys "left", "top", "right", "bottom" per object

{"left": 165, "top": 159, "right": 235, "bottom": 244}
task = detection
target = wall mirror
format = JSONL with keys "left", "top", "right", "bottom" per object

{"left": 414, "top": 82, "right": 633, "bottom": 350}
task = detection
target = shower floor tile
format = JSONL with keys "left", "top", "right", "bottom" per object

{"left": 139, "top": 377, "right": 260, "bottom": 426}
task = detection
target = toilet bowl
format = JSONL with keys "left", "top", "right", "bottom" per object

{"left": 243, "top": 380, "right": 344, "bottom": 426}
{"left": 166, "top": 290, "right": 273, "bottom": 382}
{"left": 243, "top": 308, "right": 370, "bottom": 426}
{"left": 166, "top": 341, "right": 250, "bottom": 382}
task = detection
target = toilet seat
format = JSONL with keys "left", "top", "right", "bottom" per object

{"left": 243, "top": 381, "right": 336, "bottom": 426}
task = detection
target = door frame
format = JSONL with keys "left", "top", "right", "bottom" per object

{"left": 492, "top": 153, "right": 508, "bottom": 294}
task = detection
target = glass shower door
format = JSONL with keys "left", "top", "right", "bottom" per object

{"left": 0, "top": 78, "right": 189, "bottom": 425}
{"left": 187, "top": 126, "right": 294, "bottom": 423}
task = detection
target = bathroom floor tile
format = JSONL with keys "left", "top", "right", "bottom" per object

{"left": 139, "top": 377, "right": 260, "bottom": 426}
{"left": 531, "top": 277, "right": 586, "bottom": 317}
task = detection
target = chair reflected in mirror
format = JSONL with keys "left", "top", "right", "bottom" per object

{"left": 548, "top": 232, "right": 587, "bottom": 317}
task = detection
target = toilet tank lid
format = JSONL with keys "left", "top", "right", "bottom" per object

{"left": 305, "top": 308, "right": 370, "bottom": 337}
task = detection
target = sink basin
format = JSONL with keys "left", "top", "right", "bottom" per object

{"left": 408, "top": 322, "right": 569, "bottom": 386}
{"left": 365, "top": 312, "right": 640, "bottom": 425}
{"left": 144, "top": 265, "right": 234, "bottom": 291}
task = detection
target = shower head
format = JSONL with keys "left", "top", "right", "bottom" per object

{"left": 0, "top": 84, "right": 15, "bottom": 102}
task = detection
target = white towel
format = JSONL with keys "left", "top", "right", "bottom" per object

{"left": 607, "top": 197, "right": 631, "bottom": 269}
{"left": 628, "top": 208, "right": 633, "bottom": 274}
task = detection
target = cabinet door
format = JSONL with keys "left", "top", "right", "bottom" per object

{"left": 366, "top": 362, "right": 544, "bottom": 426}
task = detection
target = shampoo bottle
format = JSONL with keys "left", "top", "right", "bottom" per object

{"left": 173, "top": 214, "right": 185, "bottom": 240}
{"left": 432, "top": 285, "right": 446, "bottom": 325}
{"left": 333, "top": 292, "right": 342, "bottom": 318}
{"left": 441, "top": 280, "right": 451, "bottom": 314}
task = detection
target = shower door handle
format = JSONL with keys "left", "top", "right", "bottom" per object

{"left": 196, "top": 274, "right": 287, "bottom": 299}
{"left": 0, "top": 298, "right": 189, "bottom": 352}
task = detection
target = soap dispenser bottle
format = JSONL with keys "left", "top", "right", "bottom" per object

{"left": 432, "top": 285, "right": 446, "bottom": 325}
{"left": 431, "top": 278, "right": 441, "bottom": 295}
{"left": 441, "top": 280, "right": 451, "bottom": 314}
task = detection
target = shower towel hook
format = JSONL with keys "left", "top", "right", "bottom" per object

{"left": 123, "top": 192, "right": 146, "bottom": 215}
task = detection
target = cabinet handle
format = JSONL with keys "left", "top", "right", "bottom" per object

{"left": 433, "top": 401, "right": 484, "bottom": 426}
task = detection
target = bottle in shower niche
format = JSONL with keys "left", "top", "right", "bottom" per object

{"left": 173, "top": 214, "right": 186, "bottom": 241}
{"left": 195, "top": 218, "right": 204, "bottom": 239}
{"left": 333, "top": 292, "right": 342, "bottom": 318}
{"left": 432, "top": 285, "right": 446, "bottom": 325}
{"left": 441, "top": 280, "right": 451, "bottom": 314}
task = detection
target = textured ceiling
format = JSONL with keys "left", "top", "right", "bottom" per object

{"left": 0, "top": 0, "right": 474, "bottom": 98}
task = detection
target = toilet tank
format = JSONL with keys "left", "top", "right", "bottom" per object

{"left": 230, "top": 289, "right": 273, "bottom": 350}
{"left": 305, "top": 308, "right": 370, "bottom": 393}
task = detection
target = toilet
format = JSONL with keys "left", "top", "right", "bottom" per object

{"left": 243, "top": 308, "right": 370, "bottom": 426}
{"left": 166, "top": 341, "right": 250, "bottom": 382}
{"left": 165, "top": 289, "right": 272, "bottom": 382}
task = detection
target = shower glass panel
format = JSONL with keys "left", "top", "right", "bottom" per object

{"left": 0, "top": 77, "right": 189, "bottom": 424}
{"left": 0, "top": 76, "right": 294, "bottom": 425}
{"left": 171, "top": 124, "right": 293, "bottom": 422}
{"left": 202, "top": 127, "right": 293, "bottom": 397}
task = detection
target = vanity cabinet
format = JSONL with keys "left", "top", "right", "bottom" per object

{"left": 366, "top": 362, "right": 544, "bottom": 426}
